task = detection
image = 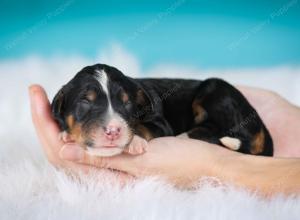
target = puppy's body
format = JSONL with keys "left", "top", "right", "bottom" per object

{"left": 52, "top": 64, "right": 273, "bottom": 156}
{"left": 137, "top": 78, "right": 273, "bottom": 155}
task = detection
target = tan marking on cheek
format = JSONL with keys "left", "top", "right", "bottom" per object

{"left": 66, "top": 115, "right": 75, "bottom": 128}
{"left": 192, "top": 101, "right": 207, "bottom": 124}
{"left": 86, "top": 90, "right": 97, "bottom": 101}
{"left": 121, "top": 91, "right": 129, "bottom": 103}
{"left": 69, "top": 123, "right": 82, "bottom": 141}
{"left": 66, "top": 115, "right": 86, "bottom": 147}
{"left": 135, "top": 124, "right": 154, "bottom": 141}
{"left": 69, "top": 123, "right": 90, "bottom": 150}
{"left": 251, "top": 129, "right": 265, "bottom": 154}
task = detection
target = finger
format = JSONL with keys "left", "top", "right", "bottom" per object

{"left": 29, "top": 85, "right": 63, "bottom": 155}
{"left": 29, "top": 85, "right": 62, "bottom": 141}
{"left": 113, "top": 170, "right": 136, "bottom": 187}
{"left": 29, "top": 85, "right": 60, "bottom": 134}
{"left": 59, "top": 143, "right": 142, "bottom": 176}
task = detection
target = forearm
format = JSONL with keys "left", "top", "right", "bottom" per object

{"left": 151, "top": 137, "right": 300, "bottom": 195}
{"left": 216, "top": 153, "right": 300, "bottom": 196}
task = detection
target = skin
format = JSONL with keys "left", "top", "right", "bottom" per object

{"left": 29, "top": 84, "right": 300, "bottom": 196}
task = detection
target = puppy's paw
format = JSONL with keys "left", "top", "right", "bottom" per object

{"left": 219, "top": 136, "right": 241, "bottom": 151}
{"left": 125, "top": 135, "right": 148, "bottom": 155}
{"left": 176, "top": 132, "right": 189, "bottom": 139}
{"left": 58, "top": 131, "right": 73, "bottom": 143}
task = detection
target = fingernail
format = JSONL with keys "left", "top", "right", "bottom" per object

{"left": 59, "top": 144, "right": 84, "bottom": 161}
{"left": 28, "top": 86, "right": 37, "bottom": 104}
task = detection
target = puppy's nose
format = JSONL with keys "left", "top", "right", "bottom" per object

{"left": 104, "top": 126, "right": 121, "bottom": 140}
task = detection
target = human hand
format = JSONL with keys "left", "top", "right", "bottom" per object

{"left": 238, "top": 86, "right": 300, "bottom": 157}
{"left": 60, "top": 136, "right": 233, "bottom": 188}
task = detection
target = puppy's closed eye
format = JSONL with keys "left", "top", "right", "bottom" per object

{"left": 75, "top": 100, "right": 91, "bottom": 120}
{"left": 124, "top": 100, "right": 133, "bottom": 111}
{"left": 75, "top": 90, "right": 97, "bottom": 120}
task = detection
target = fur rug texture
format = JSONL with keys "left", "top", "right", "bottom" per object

{"left": 0, "top": 46, "right": 300, "bottom": 219}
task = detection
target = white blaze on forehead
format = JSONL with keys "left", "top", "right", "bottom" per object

{"left": 94, "top": 69, "right": 128, "bottom": 127}
{"left": 95, "top": 69, "right": 109, "bottom": 96}
{"left": 94, "top": 69, "right": 114, "bottom": 117}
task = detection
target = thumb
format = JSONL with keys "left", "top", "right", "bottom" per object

{"left": 59, "top": 143, "right": 141, "bottom": 176}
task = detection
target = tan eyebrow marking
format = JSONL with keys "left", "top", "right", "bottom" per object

{"left": 136, "top": 89, "right": 146, "bottom": 105}
{"left": 86, "top": 90, "right": 97, "bottom": 101}
{"left": 121, "top": 91, "right": 129, "bottom": 103}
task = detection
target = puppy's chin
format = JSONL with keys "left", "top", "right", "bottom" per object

{"left": 85, "top": 146, "right": 124, "bottom": 157}
{"left": 84, "top": 134, "right": 132, "bottom": 157}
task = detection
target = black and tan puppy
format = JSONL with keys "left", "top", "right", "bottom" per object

{"left": 51, "top": 64, "right": 273, "bottom": 157}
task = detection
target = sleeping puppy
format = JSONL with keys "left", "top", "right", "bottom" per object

{"left": 51, "top": 64, "right": 273, "bottom": 157}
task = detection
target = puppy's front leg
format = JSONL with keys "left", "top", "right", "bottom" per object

{"left": 124, "top": 135, "right": 148, "bottom": 155}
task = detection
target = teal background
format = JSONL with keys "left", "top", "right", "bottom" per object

{"left": 1, "top": 0, "right": 300, "bottom": 69}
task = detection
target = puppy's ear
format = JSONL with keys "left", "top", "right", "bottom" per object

{"left": 51, "top": 87, "right": 67, "bottom": 131}
{"left": 135, "top": 87, "right": 154, "bottom": 119}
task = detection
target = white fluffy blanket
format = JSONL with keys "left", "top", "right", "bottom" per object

{"left": 1, "top": 46, "right": 300, "bottom": 219}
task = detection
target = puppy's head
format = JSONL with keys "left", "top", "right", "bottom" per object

{"left": 51, "top": 64, "right": 152, "bottom": 156}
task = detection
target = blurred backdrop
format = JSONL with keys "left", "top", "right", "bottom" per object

{"left": 1, "top": 0, "right": 300, "bottom": 70}
{"left": 1, "top": 0, "right": 300, "bottom": 111}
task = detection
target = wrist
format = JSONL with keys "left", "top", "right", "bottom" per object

{"left": 210, "top": 148, "right": 245, "bottom": 182}
{"left": 213, "top": 153, "right": 300, "bottom": 195}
